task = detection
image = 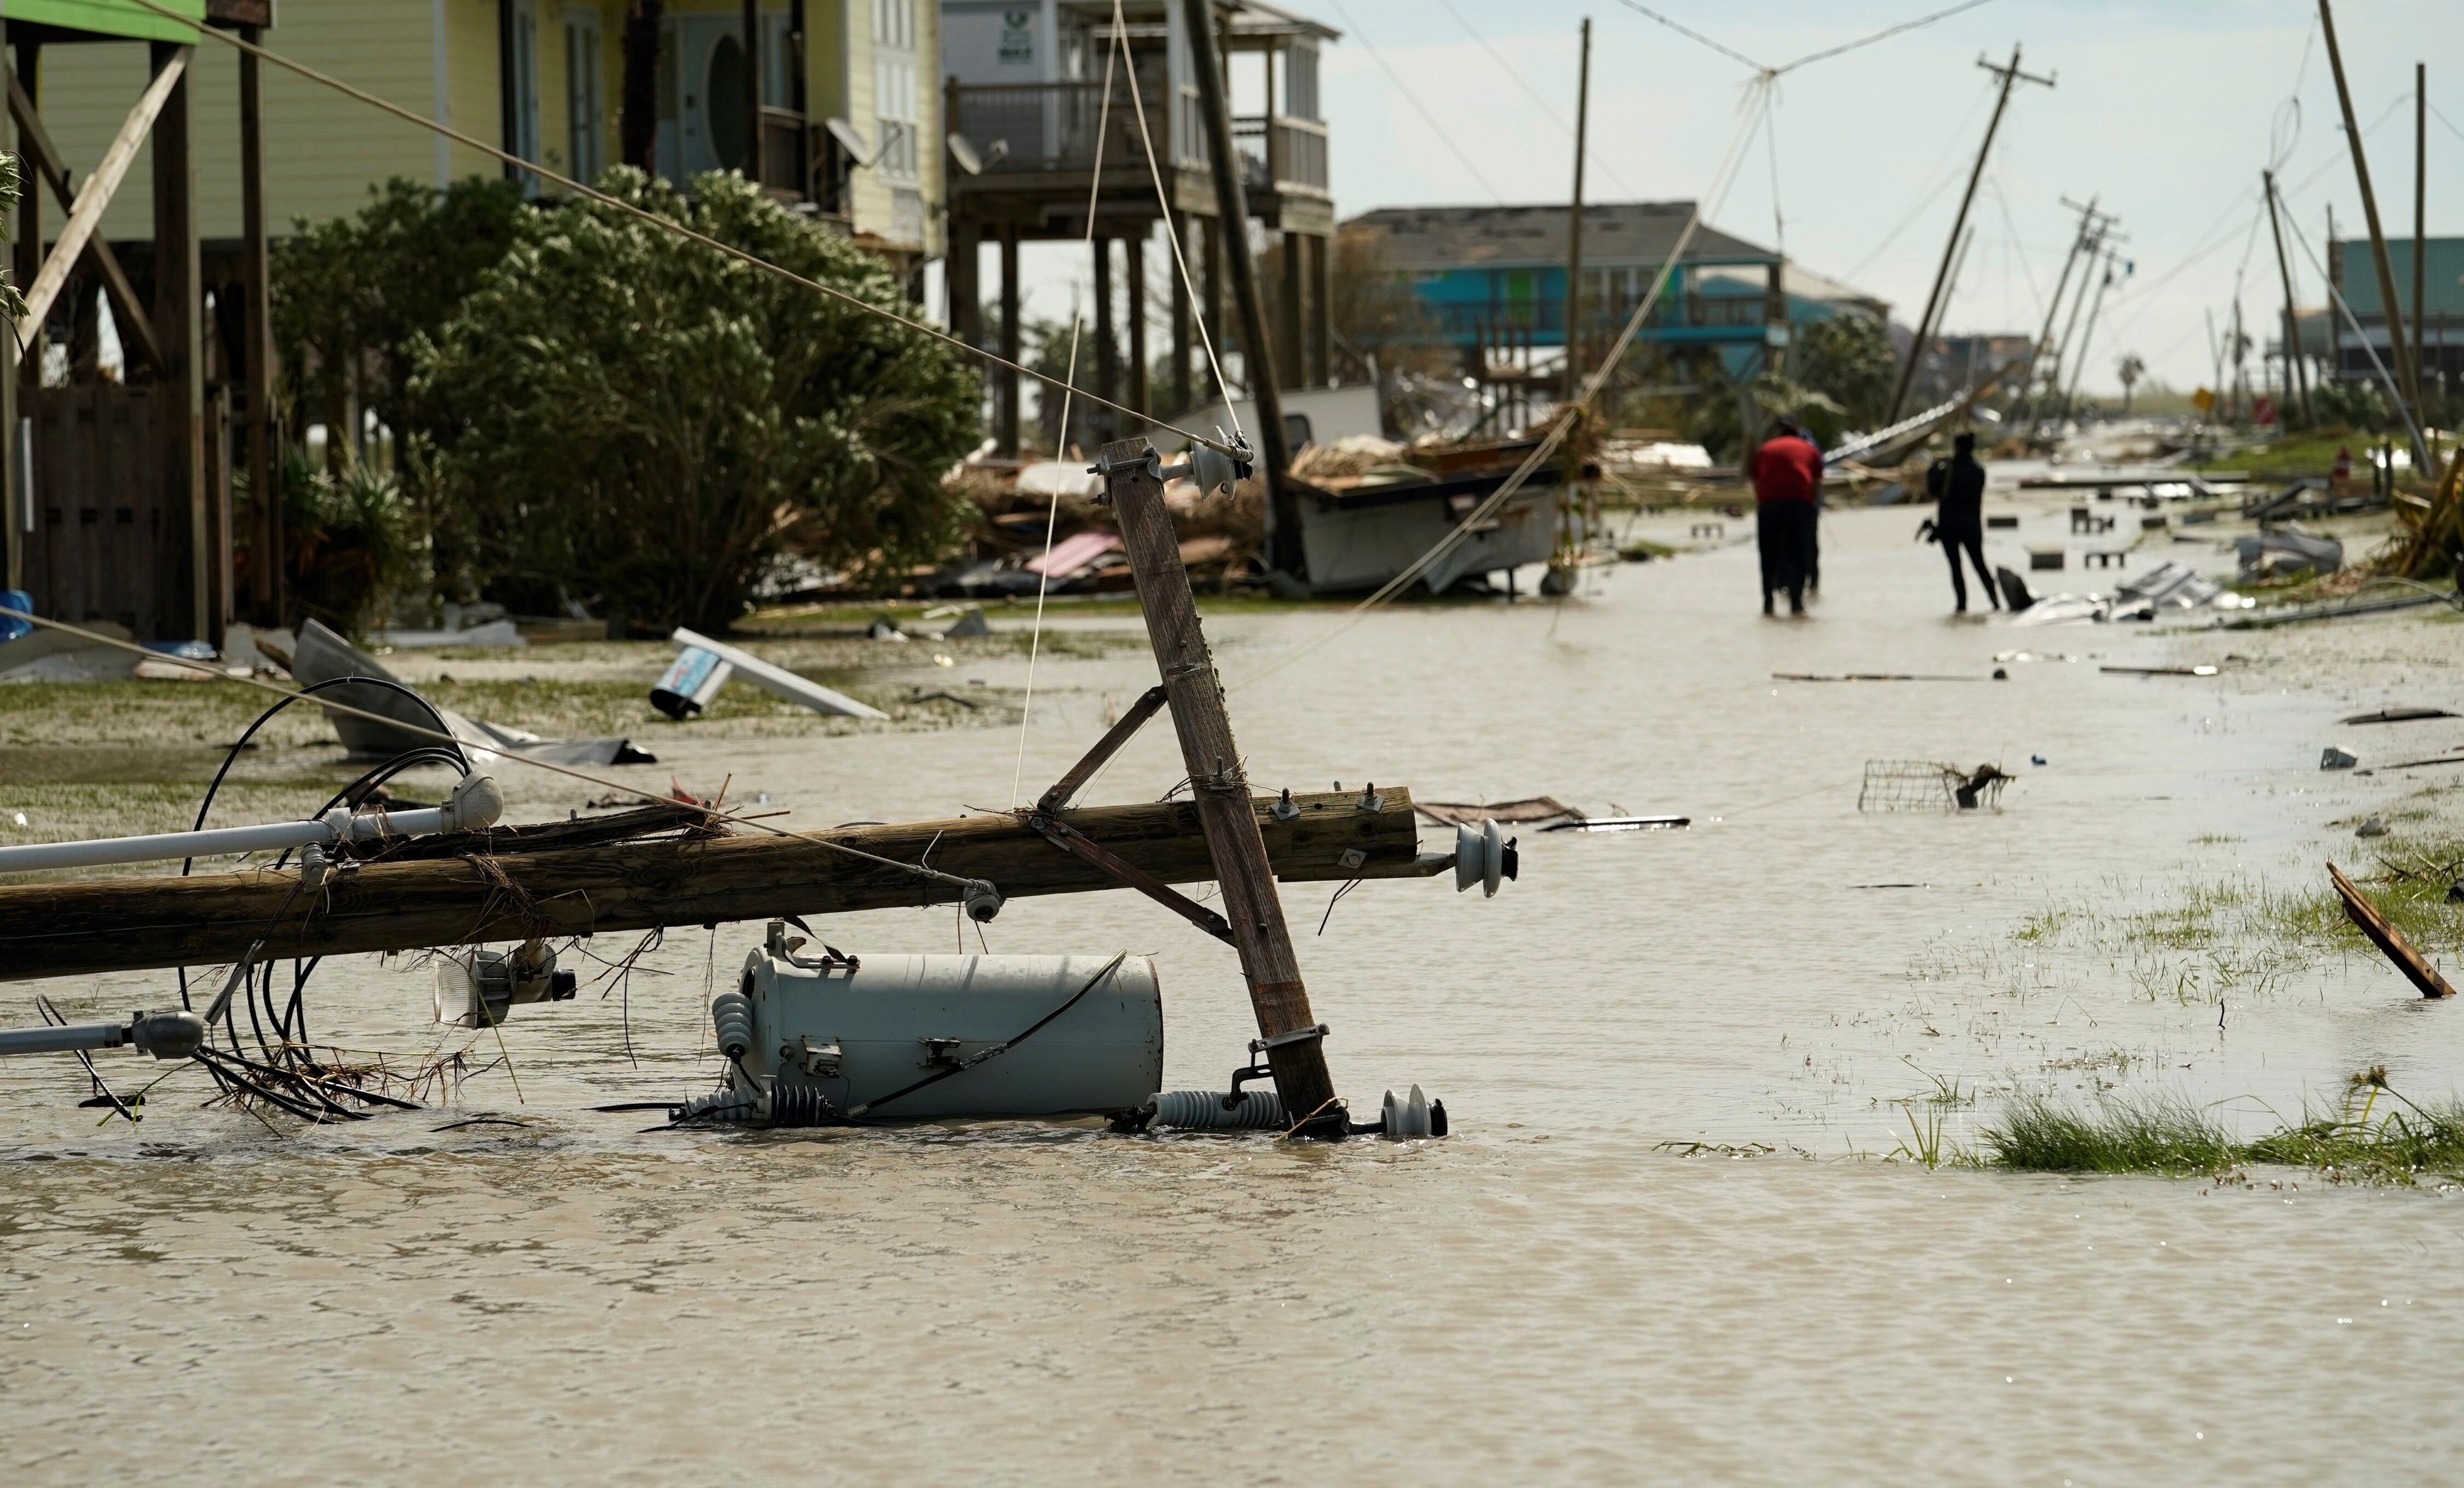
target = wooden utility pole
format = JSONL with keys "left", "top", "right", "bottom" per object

{"left": 1102, "top": 434, "right": 1343, "bottom": 1134}
{"left": 0, "top": 792, "right": 1423, "bottom": 984}
{"left": 2018, "top": 196, "right": 2109, "bottom": 433}
{"left": 1180, "top": 0, "right": 1302, "bottom": 579}
{"left": 1885, "top": 45, "right": 2052, "bottom": 424}
{"left": 2060, "top": 248, "right": 2116, "bottom": 425}
{"left": 2263, "top": 170, "right": 2313, "bottom": 427}
{"left": 2318, "top": 1, "right": 2423, "bottom": 443}
{"left": 1562, "top": 17, "right": 1592, "bottom": 402}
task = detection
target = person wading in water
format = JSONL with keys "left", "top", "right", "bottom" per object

{"left": 1750, "top": 419, "right": 1821, "bottom": 616}
{"left": 1926, "top": 430, "right": 1997, "bottom": 613}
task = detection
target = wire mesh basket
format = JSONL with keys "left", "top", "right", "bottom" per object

{"left": 1858, "top": 759, "right": 2011, "bottom": 813}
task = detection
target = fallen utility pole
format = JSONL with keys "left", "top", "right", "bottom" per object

{"left": 1181, "top": 0, "right": 1302, "bottom": 581}
{"left": 0, "top": 791, "right": 1427, "bottom": 984}
{"left": 1562, "top": 16, "right": 1592, "bottom": 403}
{"left": 1885, "top": 44, "right": 2053, "bottom": 425}
{"left": 2328, "top": 861, "right": 2456, "bottom": 999}
{"left": 2318, "top": 0, "right": 2426, "bottom": 463}
{"left": 2263, "top": 170, "right": 2314, "bottom": 428}
{"left": 1102, "top": 433, "right": 1343, "bottom": 1134}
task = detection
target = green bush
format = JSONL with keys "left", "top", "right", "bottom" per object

{"left": 412, "top": 169, "right": 979, "bottom": 631}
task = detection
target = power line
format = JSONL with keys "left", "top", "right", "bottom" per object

{"left": 1772, "top": 0, "right": 2000, "bottom": 76}
{"left": 1430, "top": 0, "right": 1641, "bottom": 198}
{"left": 1608, "top": 0, "right": 1766, "bottom": 73}
{"left": 1323, "top": 0, "right": 1505, "bottom": 203}
{"left": 110, "top": 0, "right": 1238, "bottom": 455}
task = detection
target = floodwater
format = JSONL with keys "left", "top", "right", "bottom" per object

{"left": 6, "top": 498, "right": 2461, "bottom": 1483}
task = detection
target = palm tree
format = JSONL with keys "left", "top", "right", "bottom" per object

{"left": 2116, "top": 353, "right": 2146, "bottom": 416}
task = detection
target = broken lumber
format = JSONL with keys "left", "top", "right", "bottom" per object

{"left": 2327, "top": 860, "right": 2457, "bottom": 999}
{"left": 0, "top": 790, "right": 1424, "bottom": 984}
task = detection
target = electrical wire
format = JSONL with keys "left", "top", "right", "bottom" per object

{"left": 1010, "top": 26, "right": 1123, "bottom": 808}
{"left": 107, "top": 0, "right": 1241, "bottom": 458}
{"left": 1428, "top": 0, "right": 1641, "bottom": 200}
{"left": 1321, "top": 0, "right": 1505, "bottom": 204}
{"left": 0, "top": 605, "right": 986, "bottom": 898}
{"left": 1608, "top": 0, "right": 2000, "bottom": 78}
{"left": 1231, "top": 75, "right": 1776, "bottom": 692}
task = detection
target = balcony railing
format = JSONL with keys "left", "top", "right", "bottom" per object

{"left": 1230, "top": 114, "right": 1328, "bottom": 197}
{"left": 1436, "top": 295, "right": 1779, "bottom": 338}
{"left": 949, "top": 82, "right": 1167, "bottom": 175}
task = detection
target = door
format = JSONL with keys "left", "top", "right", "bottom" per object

{"left": 666, "top": 14, "right": 750, "bottom": 182}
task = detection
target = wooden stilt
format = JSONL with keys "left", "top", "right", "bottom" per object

{"left": 1125, "top": 229, "right": 1148, "bottom": 414}
{"left": 1099, "top": 434, "right": 1344, "bottom": 1134}
{"left": 997, "top": 223, "right": 1021, "bottom": 456}
{"left": 1092, "top": 231, "right": 1116, "bottom": 445}
{"left": 150, "top": 42, "right": 208, "bottom": 644}
{"left": 1310, "top": 232, "right": 1332, "bottom": 387}
{"left": 239, "top": 26, "right": 280, "bottom": 622}
{"left": 1279, "top": 229, "right": 1304, "bottom": 389}
{"left": 1170, "top": 210, "right": 1193, "bottom": 413}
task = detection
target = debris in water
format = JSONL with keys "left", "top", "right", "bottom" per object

{"left": 2341, "top": 706, "right": 2459, "bottom": 725}
{"left": 2321, "top": 747, "right": 2359, "bottom": 771}
{"left": 1773, "top": 671, "right": 1995, "bottom": 683}
{"left": 668, "top": 627, "right": 888, "bottom": 720}
{"left": 1416, "top": 797, "right": 1584, "bottom": 830}
{"left": 1541, "top": 815, "right": 1689, "bottom": 833}
{"left": 2356, "top": 816, "right": 2390, "bottom": 838}
{"left": 293, "top": 619, "right": 653, "bottom": 766}
{"left": 1858, "top": 760, "right": 2011, "bottom": 813}
{"left": 2100, "top": 664, "right": 2220, "bottom": 677}
{"left": 2327, "top": 861, "right": 2457, "bottom": 999}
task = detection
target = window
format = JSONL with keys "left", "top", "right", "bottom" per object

{"left": 508, "top": 0, "right": 542, "bottom": 169}
{"left": 565, "top": 7, "right": 603, "bottom": 181}
{"left": 873, "top": 0, "right": 919, "bottom": 183}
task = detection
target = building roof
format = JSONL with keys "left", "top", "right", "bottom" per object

{"left": 1344, "top": 202, "right": 1777, "bottom": 272}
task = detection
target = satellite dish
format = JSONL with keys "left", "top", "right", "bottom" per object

{"left": 825, "top": 117, "right": 876, "bottom": 167}
{"left": 947, "top": 132, "right": 984, "bottom": 176}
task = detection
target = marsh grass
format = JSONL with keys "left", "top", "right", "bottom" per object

{"left": 1979, "top": 1075, "right": 2464, "bottom": 1185}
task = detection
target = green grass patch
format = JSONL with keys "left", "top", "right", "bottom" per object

{"left": 1978, "top": 1075, "right": 2464, "bottom": 1185}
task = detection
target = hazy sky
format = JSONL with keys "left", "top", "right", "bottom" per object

{"left": 1296, "top": 0, "right": 2464, "bottom": 393}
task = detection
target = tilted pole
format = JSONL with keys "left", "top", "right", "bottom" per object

{"left": 1179, "top": 0, "right": 1302, "bottom": 579}
{"left": 2060, "top": 248, "right": 2116, "bottom": 425}
{"left": 2318, "top": 0, "right": 2426, "bottom": 463}
{"left": 2017, "top": 196, "right": 2102, "bottom": 434}
{"left": 1562, "top": 16, "right": 1591, "bottom": 402}
{"left": 2413, "top": 61, "right": 2427, "bottom": 408}
{"left": 1100, "top": 434, "right": 1343, "bottom": 1134}
{"left": 2264, "top": 170, "right": 2313, "bottom": 427}
{"left": 2045, "top": 223, "right": 2108, "bottom": 425}
{"left": 1884, "top": 45, "right": 2052, "bottom": 424}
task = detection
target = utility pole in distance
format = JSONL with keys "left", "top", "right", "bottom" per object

{"left": 1562, "top": 17, "right": 1592, "bottom": 403}
{"left": 1885, "top": 44, "right": 2053, "bottom": 425}
{"left": 1181, "top": 0, "right": 1302, "bottom": 581}
{"left": 2318, "top": 0, "right": 2425, "bottom": 462}
{"left": 2018, "top": 196, "right": 2107, "bottom": 436}
{"left": 2414, "top": 60, "right": 2427, "bottom": 405}
{"left": 2263, "top": 170, "right": 2314, "bottom": 427}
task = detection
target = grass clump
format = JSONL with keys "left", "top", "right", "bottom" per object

{"left": 1979, "top": 1071, "right": 2464, "bottom": 1186}
{"left": 1981, "top": 1092, "right": 2237, "bottom": 1175}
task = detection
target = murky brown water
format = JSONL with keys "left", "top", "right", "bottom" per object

{"left": 6, "top": 500, "right": 2459, "bottom": 1483}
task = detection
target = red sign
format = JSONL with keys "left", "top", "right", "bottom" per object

{"left": 2253, "top": 395, "right": 2277, "bottom": 427}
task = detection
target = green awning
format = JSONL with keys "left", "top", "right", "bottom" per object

{"left": 5, "top": 0, "right": 209, "bottom": 45}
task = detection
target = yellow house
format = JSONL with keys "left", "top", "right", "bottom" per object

{"left": 24, "top": 1, "right": 943, "bottom": 271}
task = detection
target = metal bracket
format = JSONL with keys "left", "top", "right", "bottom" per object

{"left": 1250, "top": 1024, "right": 1330, "bottom": 1056}
{"left": 918, "top": 1036, "right": 964, "bottom": 1069}
{"left": 1027, "top": 813, "right": 1235, "bottom": 944}
{"left": 788, "top": 1036, "right": 842, "bottom": 1077}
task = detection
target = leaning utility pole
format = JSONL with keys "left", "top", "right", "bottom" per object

{"left": 1181, "top": 0, "right": 1302, "bottom": 579}
{"left": 2263, "top": 169, "right": 2314, "bottom": 427}
{"left": 1885, "top": 44, "right": 2053, "bottom": 424}
{"left": 1562, "top": 16, "right": 1593, "bottom": 402}
{"left": 2045, "top": 222, "right": 2109, "bottom": 426}
{"left": 1099, "top": 435, "right": 1344, "bottom": 1135}
{"left": 2060, "top": 248, "right": 2117, "bottom": 425}
{"left": 2318, "top": 0, "right": 2424, "bottom": 447}
{"left": 2018, "top": 196, "right": 2104, "bottom": 433}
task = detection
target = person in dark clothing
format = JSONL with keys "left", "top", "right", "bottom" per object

{"left": 1927, "top": 430, "right": 1997, "bottom": 612}
{"left": 1751, "top": 420, "right": 1821, "bottom": 615}
{"left": 1793, "top": 422, "right": 1827, "bottom": 593}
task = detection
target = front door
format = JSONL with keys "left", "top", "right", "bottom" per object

{"left": 660, "top": 14, "right": 750, "bottom": 184}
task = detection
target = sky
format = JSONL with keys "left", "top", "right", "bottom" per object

{"left": 995, "top": 0, "right": 2464, "bottom": 398}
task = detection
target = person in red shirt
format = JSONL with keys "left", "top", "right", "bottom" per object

{"left": 1749, "top": 420, "right": 1822, "bottom": 615}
